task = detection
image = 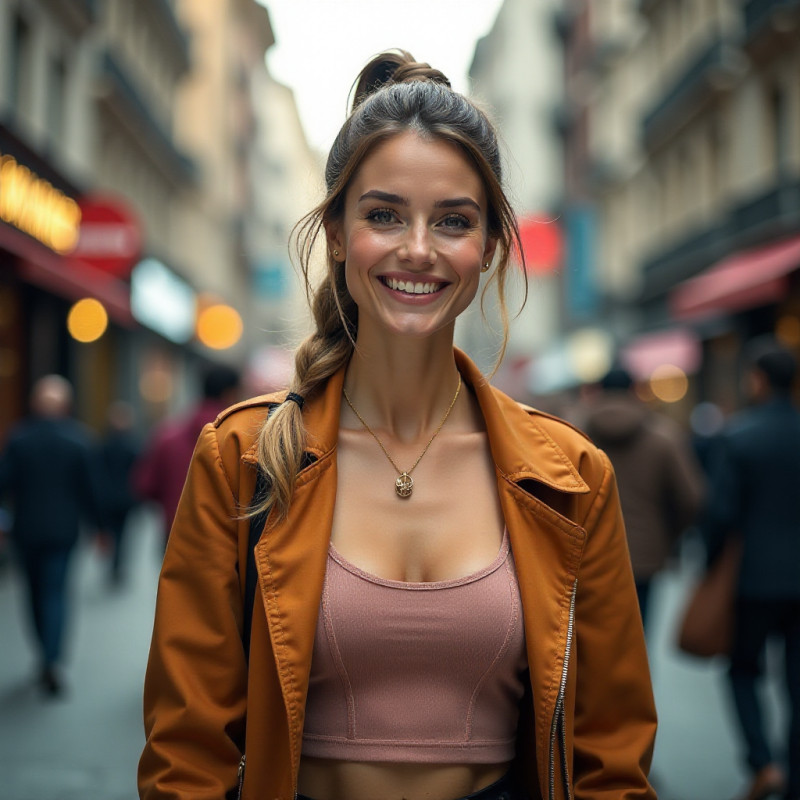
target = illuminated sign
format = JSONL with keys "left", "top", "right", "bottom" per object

{"left": 0, "top": 152, "right": 81, "bottom": 253}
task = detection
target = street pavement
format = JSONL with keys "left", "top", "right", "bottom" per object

{"left": 0, "top": 519, "right": 788, "bottom": 800}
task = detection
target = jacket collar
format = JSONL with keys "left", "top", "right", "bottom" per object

{"left": 243, "top": 348, "right": 588, "bottom": 495}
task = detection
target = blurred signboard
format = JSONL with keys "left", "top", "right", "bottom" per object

{"left": 131, "top": 258, "right": 195, "bottom": 343}
{"left": 516, "top": 214, "right": 563, "bottom": 275}
{"left": 0, "top": 151, "right": 81, "bottom": 253}
{"left": 69, "top": 195, "right": 142, "bottom": 279}
{"left": 253, "top": 257, "right": 289, "bottom": 299}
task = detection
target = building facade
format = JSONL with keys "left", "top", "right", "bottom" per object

{"left": 0, "top": 0, "right": 312, "bottom": 439}
{"left": 558, "top": 0, "right": 800, "bottom": 412}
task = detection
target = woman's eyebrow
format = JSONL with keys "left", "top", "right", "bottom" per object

{"left": 358, "top": 190, "right": 409, "bottom": 205}
{"left": 358, "top": 190, "right": 480, "bottom": 214}
{"left": 434, "top": 197, "right": 481, "bottom": 213}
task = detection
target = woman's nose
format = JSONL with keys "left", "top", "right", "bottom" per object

{"left": 399, "top": 222, "right": 436, "bottom": 266}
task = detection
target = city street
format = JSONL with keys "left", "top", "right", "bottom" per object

{"left": 0, "top": 521, "right": 786, "bottom": 800}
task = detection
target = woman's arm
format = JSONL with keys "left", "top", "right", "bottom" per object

{"left": 572, "top": 451, "right": 658, "bottom": 799}
{"left": 138, "top": 423, "right": 247, "bottom": 800}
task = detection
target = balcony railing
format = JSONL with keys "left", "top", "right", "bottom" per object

{"left": 642, "top": 38, "right": 745, "bottom": 149}
{"left": 641, "top": 177, "right": 800, "bottom": 299}
{"left": 731, "top": 178, "right": 800, "bottom": 235}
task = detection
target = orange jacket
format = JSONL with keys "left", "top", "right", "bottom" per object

{"left": 139, "top": 351, "right": 657, "bottom": 800}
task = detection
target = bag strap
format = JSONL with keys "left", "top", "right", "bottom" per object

{"left": 243, "top": 467, "right": 269, "bottom": 663}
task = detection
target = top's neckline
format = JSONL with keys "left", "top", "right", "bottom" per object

{"left": 327, "top": 529, "right": 510, "bottom": 590}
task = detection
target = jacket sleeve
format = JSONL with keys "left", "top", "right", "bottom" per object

{"left": 138, "top": 424, "right": 247, "bottom": 800}
{"left": 572, "top": 451, "right": 658, "bottom": 799}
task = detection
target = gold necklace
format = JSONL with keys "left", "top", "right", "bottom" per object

{"left": 342, "top": 374, "right": 462, "bottom": 498}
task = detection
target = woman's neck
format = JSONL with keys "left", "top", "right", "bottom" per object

{"left": 342, "top": 333, "right": 463, "bottom": 442}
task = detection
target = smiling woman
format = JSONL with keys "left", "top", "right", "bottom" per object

{"left": 138, "top": 50, "right": 658, "bottom": 800}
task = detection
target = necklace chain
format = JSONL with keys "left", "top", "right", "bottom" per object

{"left": 342, "top": 374, "right": 462, "bottom": 498}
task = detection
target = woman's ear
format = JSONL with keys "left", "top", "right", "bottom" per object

{"left": 325, "top": 223, "right": 345, "bottom": 262}
{"left": 483, "top": 237, "right": 498, "bottom": 268}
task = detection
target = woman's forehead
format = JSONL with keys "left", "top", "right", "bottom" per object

{"left": 345, "top": 130, "right": 486, "bottom": 203}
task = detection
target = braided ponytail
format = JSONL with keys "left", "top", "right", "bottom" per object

{"left": 253, "top": 50, "right": 523, "bottom": 522}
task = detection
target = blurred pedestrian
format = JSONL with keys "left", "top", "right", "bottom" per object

{"left": 701, "top": 336, "right": 800, "bottom": 800}
{"left": 133, "top": 364, "right": 241, "bottom": 547}
{"left": 584, "top": 366, "right": 705, "bottom": 632}
{"left": 0, "top": 375, "right": 102, "bottom": 696}
{"left": 138, "top": 51, "right": 657, "bottom": 800}
{"left": 689, "top": 400, "right": 726, "bottom": 475}
{"left": 98, "top": 401, "right": 141, "bottom": 587}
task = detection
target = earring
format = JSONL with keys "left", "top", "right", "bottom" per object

{"left": 481, "top": 262, "right": 490, "bottom": 272}
{"left": 333, "top": 250, "right": 339, "bottom": 257}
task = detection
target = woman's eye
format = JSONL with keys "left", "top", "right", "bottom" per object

{"left": 439, "top": 214, "right": 471, "bottom": 231}
{"left": 366, "top": 208, "right": 397, "bottom": 225}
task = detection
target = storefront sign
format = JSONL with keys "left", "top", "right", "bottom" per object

{"left": 70, "top": 195, "right": 142, "bottom": 278}
{"left": 0, "top": 152, "right": 81, "bottom": 253}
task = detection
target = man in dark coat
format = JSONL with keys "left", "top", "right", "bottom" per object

{"left": 584, "top": 366, "right": 705, "bottom": 632}
{"left": 702, "top": 337, "right": 800, "bottom": 800}
{"left": 0, "top": 375, "right": 101, "bottom": 695}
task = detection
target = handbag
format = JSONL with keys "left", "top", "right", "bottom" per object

{"left": 676, "top": 536, "right": 742, "bottom": 658}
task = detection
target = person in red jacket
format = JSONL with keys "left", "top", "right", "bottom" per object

{"left": 134, "top": 365, "right": 241, "bottom": 547}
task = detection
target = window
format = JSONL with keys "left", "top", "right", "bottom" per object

{"left": 48, "top": 53, "right": 67, "bottom": 140}
{"left": 10, "top": 12, "right": 33, "bottom": 118}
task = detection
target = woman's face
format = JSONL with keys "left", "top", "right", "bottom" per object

{"left": 327, "top": 130, "right": 497, "bottom": 343}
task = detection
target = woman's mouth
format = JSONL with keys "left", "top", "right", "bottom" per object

{"left": 379, "top": 276, "right": 446, "bottom": 296}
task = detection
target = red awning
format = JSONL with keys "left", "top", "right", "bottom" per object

{"left": 670, "top": 235, "right": 800, "bottom": 320}
{"left": 0, "top": 221, "right": 134, "bottom": 327}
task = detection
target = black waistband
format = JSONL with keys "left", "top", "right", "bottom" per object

{"left": 296, "top": 768, "right": 528, "bottom": 800}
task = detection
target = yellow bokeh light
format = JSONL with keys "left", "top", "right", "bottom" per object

{"left": 196, "top": 304, "right": 243, "bottom": 350}
{"left": 67, "top": 298, "right": 108, "bottom": 343}
{"left": 649, "top": 364, "right": 689, "bottom": 404}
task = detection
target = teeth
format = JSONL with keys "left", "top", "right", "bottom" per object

{"left": 385, "top": 277, "right": 439, "bottom": 295}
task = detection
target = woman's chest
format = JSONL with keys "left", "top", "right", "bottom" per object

{"left": 331, "top": 429, "right": 505, "bottom": 583}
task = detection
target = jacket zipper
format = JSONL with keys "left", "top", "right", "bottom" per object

{"left": 236, "top": 754, "right": 246, "bottom": 799}
{"left": 548, "top": 578, "right": 577, "bottom": 800}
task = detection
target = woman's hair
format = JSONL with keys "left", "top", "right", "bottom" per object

{"left": 254, "top": 49, "right": 524, "bottom": 521}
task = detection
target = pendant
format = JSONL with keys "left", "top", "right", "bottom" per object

{"left": 395, "top": 472, "right": 414, "bottom": 498}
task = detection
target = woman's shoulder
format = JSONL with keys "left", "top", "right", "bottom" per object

{"left": 200, "top": 392, "right": 286, "bottom": 463}
{"left": 493, "top": 389, "right": 610, "bottom": 488}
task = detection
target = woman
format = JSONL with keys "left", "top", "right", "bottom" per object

{"left": 139, "top": 51, "right": 657, "bottom": 800}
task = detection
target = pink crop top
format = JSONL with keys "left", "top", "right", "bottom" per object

{"left": 301, "top": 530, "right": 528, "bottom": 764}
